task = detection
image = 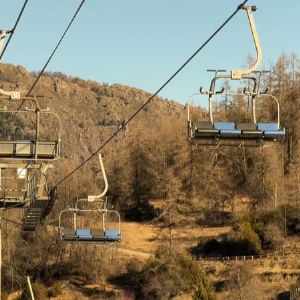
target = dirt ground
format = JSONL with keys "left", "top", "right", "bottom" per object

{"left": 120, "top": 221, "right": 231, "bottom": 255}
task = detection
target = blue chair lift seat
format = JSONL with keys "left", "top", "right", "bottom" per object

{"left": 214, "top": 122, "right": 241, "bottom": 138}
{"left": 193, "top": 121, "right": 218, "bottom": 138}
{"left": 105, "top": 229, "right": 121, "bottom": 241}
{"left": 257, "top": 123, "right": 285, "bottom": 139}
{"left": 76, "top": 228, "right": 93, "bottom": 241}
{"left": 236, "top": 123, "right": 262, "bottom": 139}
{"left": 61, "top": 228, "right": 121, "bottom": 242}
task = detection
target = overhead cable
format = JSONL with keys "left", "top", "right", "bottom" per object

{"left": 0, "top": 0, "right": 30, "bottom": 61}
{"left": 16, "top": 0, "right": 86, "bottom": 112}
{"left": 53, "top": 0, "right": 249, "bottom": 188}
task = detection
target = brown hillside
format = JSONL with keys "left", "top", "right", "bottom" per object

{"left": 1, "top": 53, "right": 300, "bottom": 299}
{"left": 0, "top": 62, "right": 186, "bottom": 184}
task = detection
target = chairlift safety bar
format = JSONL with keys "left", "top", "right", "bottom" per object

{"left": 187, "top": 92, "right": 281, "bottom": 129}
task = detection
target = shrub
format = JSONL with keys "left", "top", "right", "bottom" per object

{"left": 260, "top": 223, "right": 283, "bottom": 250}
{"left": 251, "top": 205, "right": 300, "bottom": 236}
{"left": 48, "top": 282, "right": 63, "bottom": 297}
{"left": 193, "top": 279, "right": 216, "bottom": 300}
{"left": 20, "top": 282, "right": 48, "bottom": 300}
{"left": 198, "top": 209, "right": 234, "bottom": 227}
{"left": 1, "top": 290, "right": 8, "bottom": 300}
{"left": 227, "top": 264, "right": 265, "bottom": 300}
{"left": 123, "top": 200, "right": 159, "bottom": 221}
{"left": 231, "top": 222, "right": 262, "bottom": 255}
{"left": 32, "top": 283, "right": 48, "bottom": 300}
{"left": 197, "top": 238, "right": 220, "bottom": 256}
{"left": 285, "top": 205, "right": 300, "bottom": 235}
{"left": 114, "top": 251, "right": 215, "bottom": 300}
{"left": 195, "top": 222, "right": 261, "bottom": 257}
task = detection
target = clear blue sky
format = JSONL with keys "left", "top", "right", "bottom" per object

{"left": 1, "top": 0, "right": 299, "bottom": 105}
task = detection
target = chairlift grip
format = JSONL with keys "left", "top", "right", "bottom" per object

{"left": 240, "top": 5, "right": 257, "bottom": 11}
{"left": 0, "top": 29, "right": 13, "bottom": 34}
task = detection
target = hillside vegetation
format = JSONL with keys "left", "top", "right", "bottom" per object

{"left": 0, "top": 53, "right": 299, "bottom": 299}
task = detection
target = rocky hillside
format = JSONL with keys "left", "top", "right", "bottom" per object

{"left": 0, "top": 62, "right": 186, "bottom": 183}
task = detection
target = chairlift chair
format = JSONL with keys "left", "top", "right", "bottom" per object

{"left": 187, "top": 6, "right": 285, "bottom": 146}
{"left": 0, "top": 88, "right": 61, "bottom": 229}
{"left": 0, "top": 33, "right": 61, "bottom": 226}
{"left": 0, "top": 95, "right": 61, "bottom": 161}
{"left": 59, "top": 206, "right": 121, "bottom": 243}
{"left": 59, "top": 154, "right": 122, "bottom": 243}
{"left": 188, "top": 89, "right": 285, "bottom": 146}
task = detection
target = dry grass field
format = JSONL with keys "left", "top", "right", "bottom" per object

{"left": 4, "top": 216, "right": 299, "bottom": 299}
{"left": 121, "top": 221, "right": 231, "bottom": 254}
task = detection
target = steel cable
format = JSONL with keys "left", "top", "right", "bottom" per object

{"left": 0, "top": 0, "right": 30, "bottom": 61}
{"left": 53, "top": 0, "right": 249, "bottom": 189}
{"left": 16, "top": 0, "right": 86, "bottom": 112}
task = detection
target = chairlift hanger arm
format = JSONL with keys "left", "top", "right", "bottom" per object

{"left": 0, "top": 30, "right": 12, "bottom": 56}
{"left": 87, "top": 154, "right": 108, "bottom": 202}
{"left": 231, "top": 6, "right": 262, "bottom": 79}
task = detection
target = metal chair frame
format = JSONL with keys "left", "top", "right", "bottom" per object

{"left": 58, "top": 154, "right": 122, "bottom": 243}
